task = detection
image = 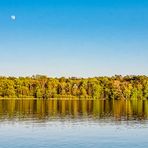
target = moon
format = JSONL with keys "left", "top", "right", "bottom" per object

{"left": 11, "top": 15, "right": 16, "bottom": 21}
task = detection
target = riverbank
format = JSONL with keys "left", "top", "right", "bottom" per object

{"left": 0, "top": 75, "right": 148, "bottom": 100}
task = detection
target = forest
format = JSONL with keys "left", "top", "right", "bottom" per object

{"left": 0, "top": 75, "right": 148, "bottom": 100}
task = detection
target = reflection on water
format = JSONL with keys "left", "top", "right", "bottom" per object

{"left": 0, "top": 99, "right": 148, "bottom": 121}
{"left": 0, "top": 99, "right": 148, "bottom": 148}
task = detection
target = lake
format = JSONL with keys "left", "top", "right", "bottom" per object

{"left": 0, "top": 99, "right": 148, "bottom": 148}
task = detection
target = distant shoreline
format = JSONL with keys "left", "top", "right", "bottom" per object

{"left": 0, "top": 75, "right": 148, "bottom": 100}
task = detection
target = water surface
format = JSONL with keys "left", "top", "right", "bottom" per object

{"left": 0, "top": 99, "right": 148, "bottom": 148}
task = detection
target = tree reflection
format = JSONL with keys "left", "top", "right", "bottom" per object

{"left": 0, "top": 99, "right": 147, "bottom": 120}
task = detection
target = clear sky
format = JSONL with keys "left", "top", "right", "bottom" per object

{"left": 0, "top": 0, "right": 148, "bottom": 77}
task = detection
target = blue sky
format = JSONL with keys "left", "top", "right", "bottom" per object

{"left": 0, "top": 0, "right": 148, "bottom": 77}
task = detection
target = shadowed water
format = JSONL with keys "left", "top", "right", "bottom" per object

{"left": 0, "top": 99, "right": 148, "bottom": 148}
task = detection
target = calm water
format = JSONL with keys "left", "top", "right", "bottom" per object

{"left": 0, "top": 99, "right": 148, "bottom": 148}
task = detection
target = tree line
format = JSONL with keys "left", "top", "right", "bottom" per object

{"left": 0, "top": 75, "right": 148, "bottom": 99}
